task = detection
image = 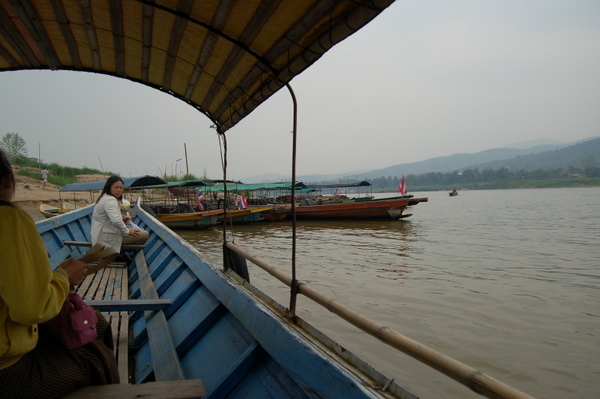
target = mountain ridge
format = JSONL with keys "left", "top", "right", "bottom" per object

{"left": 243, "top": 137, "right": 599, "bottom": 183}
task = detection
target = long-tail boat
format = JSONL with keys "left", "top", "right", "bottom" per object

{"left": 3, "top": 1, "right": 535, "bottom": 397}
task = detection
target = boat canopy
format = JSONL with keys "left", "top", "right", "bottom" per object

{"left": 60, "top": 176, "right": 167, "bottom": 192}
{"left": 207, "top": 182, "right": 307, "bottom": 192}
{"left": 0, "top": 1, "right": 395, "bottom": 134}
{"left": 146, "top": 179, "right": 212, "bottom": 189}
{"left": 307, "top": 181, "right": 372, "bottom": 189}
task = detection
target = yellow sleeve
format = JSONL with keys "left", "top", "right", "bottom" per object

{"left": 0, "top": 207, "right": 69, "bottom": 325}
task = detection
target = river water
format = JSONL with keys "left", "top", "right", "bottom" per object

{"left": 175, "top": 187, "right": 598, "bottom": 398}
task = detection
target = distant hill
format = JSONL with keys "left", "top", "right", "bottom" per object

{"left": 354, "top": 145, "right": 563, "bottom": 179}
{"left": 504, "top": 138, "right": 565, "bottom": 149}
{"left": 242, "top": 136, "right": 599, "bottom": 183}
{"left": 470, "top": 138, "right": 600, "bottom": 172}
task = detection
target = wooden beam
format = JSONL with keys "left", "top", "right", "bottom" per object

{"left": 78, "top": 0, "right": 101, "bottom": 69}
{"left": 109, "top": 0, "right": 125, "bottom": 75}
{"left": 201, "top": 1, "right": 283, "bottom": 112}
{"left": 63, "top": 379, "right": 205, "bottom": 399}
{"left": 183, "top": 0, "right": 233, "bottom": 100}
{"left": 135, "top": 251, "right": 186, "bottom": 381}
{"left": 162, "top": 0, "right": 193, "bottom": 91}
{"left": 49, "top": 0, "right": 83, "bottom": 68}
{"left": 141, "top": 3, "right": 153, "bottom": 81}
{"left": 86, "top": 298, "right": 172, "bottom": 312}
{"left": 63, "top": 240, "right": 146, "bottom": 251}
{"left": 0, "top": 0, "right": 44, "bottom": 66}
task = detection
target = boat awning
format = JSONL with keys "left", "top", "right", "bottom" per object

{"left": 308, "top": 181, "right": 372, "bottom": 189}
{"left": 60, "top": 175, "right": 166, "bottom": 192}
{"left": 208, "top": 182, "right": 307, "bottom": 192}
{"left": 145, "top": 179, "right": 212, "bottom": 189}
{"left": 0, "top": 0, "right": 395, "bottom": 134}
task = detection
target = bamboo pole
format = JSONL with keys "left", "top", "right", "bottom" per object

{"left": 226, "top": 241, "right": 536, "bottom": 399}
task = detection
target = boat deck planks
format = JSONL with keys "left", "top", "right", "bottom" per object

{"left": 76, "top": 261, "right": 130, "bottom": 381}
{"left": 36, "top": 204, "right": 425, "bottom": 398}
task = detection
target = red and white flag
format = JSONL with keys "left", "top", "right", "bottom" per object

{"left": 197, "top": 191, "right": 205, "bottom": 211}
{"left": 398, "top": 176, "right": 406, "bottom": 196}
{"left": 236, "top": 193, "right": 248, "bottom": 209}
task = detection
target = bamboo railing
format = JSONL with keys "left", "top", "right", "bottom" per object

{"left": 226, "top": 241, "right": 536, "bottom": 399}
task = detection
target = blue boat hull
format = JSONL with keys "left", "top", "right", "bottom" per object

{"left": 36, "top": 204, "right": 414, "bottom": 399}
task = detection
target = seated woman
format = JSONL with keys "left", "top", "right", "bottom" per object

{"left": 0, "top": 150, "right": 120, "bottom": 398}
{"left": 91, "top": 176, "right": 148, "bottom": 256}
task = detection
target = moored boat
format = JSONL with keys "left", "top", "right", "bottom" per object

{"left": 293, "top": 196, "right": 428, "bottom": 220}
{"left": 143, "top": 207, "right": 223, "bottom": 229}
{"left": 5, "top": 1, "right": 536, "bottom": 397}
{"left": 39, "top": 201, "right": 77, "bottom": 218}
{"left": 218, "top": 205, "right": 274, "bottom": 224}
{"left": 37, "top": 204, "right": 415, "bottom": 397}
{"left": 35, "top": 200, "right": 534, "bottom": 399}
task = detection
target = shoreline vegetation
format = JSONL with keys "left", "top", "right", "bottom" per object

{"left": 407, "top": 177, "right": 600, "bottom": 192}
{"left": 9, "top": 156, "right": 600, "bottom": 221}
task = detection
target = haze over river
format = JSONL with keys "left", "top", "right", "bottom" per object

{"left": 177, "top": 187, "right": 599, "bottom": 399}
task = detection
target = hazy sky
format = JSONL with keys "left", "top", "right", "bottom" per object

{"left": 1, "top": 1, "right": 599, "bottom": 182}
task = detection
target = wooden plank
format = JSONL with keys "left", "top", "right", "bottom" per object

{"left": 63, "top": 240, "right": 146, "bottom": 251}
{"left": 85, "top": 267, "right": 105, "bottom": 299}
{"left": 86, "top": 299, "right": 172, "bottom": 312}
{"left": 77, "top": 258, "right": 132, "bottom": 383}
{"left": 114, "top": 266, "right": 130, "bottom": 383}
{"left": 135, "top": 251, "right": 186, "bottom": 381}
{"left": 48, "top": 245, "right": 72, "bottom": 269}
{"left": 63, "top": 379, "right": 205, "bottom": 399}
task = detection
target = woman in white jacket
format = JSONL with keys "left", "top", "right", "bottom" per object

{"left": 91, "top": 176, "right": 148, "bottom": 253}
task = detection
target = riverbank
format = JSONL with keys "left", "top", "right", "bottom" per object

{"left": 12, "top": 165, "right": 106, "bottom": 221}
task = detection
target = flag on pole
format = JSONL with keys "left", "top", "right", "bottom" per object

{"left": 236, "top": 193, "right": 248, "bottom": 209}
{"left": 398, "top": 176, "right": 406, "bottom": 196}
{"left": 197, "top": 191, "right": 205, "bottom": 211}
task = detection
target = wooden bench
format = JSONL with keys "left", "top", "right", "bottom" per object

{"left": 76, "top": 259, "right": 131, "bottom": 381}
{"left": 64, "top": 379, "right": 205, "bottom": 399}
{"left": 71, "top": 249, "right": 199, "bottom": 397}
{"left": 86, "top": 299, "right": 173, "bottom": 312}
{"left": 63, "top": 240, "right": 146, "bottom": 251}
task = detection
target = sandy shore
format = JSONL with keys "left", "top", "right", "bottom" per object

{"left": 11, "top": 165, "right": 108, "bottom": 221}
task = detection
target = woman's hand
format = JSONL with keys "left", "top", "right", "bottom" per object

{"left": 58, "top": 258, "right": 91, "bottom": 286}
{"left": 128, "top": 227, "right": 142, "bottom": 236}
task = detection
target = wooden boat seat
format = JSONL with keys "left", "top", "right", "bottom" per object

{"left": 85, "top": 299, "right": 173, "bottom": 312}
{"left": 63, "top": 240, "right": 146, "bottom": 251}
{"left": 67, "top": 249, "right": 203, "bottom": 397}
{"left": 64, "top": 379, "right": 205, "bottom": 398}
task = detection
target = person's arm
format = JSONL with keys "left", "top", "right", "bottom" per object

{"left": 0, "top": 210, "right": 69, "bottom": 325}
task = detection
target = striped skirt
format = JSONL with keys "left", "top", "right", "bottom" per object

{"left": 0, "top": 310, "right": 120, "bottom": 399}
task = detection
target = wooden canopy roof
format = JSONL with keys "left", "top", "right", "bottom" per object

{"left": 0, "top": 0, "right": 394, "bottom": 133}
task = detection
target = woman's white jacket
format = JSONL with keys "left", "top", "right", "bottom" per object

{"left": 91, "top": 195, "right": 129, "bottom": 251}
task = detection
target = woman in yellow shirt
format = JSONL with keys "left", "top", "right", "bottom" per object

{"left": 0, "top": 151, "right": 119, "bottom": 398}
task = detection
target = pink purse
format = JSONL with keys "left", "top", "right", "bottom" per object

{"left": 42, "top": 291, "right": 98, "bottom": 349}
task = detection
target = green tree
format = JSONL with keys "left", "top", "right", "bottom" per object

{"left": 1, "top": 132, "right": 28, "bottom": 157}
